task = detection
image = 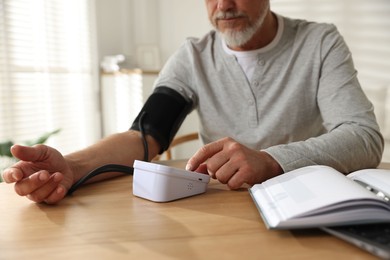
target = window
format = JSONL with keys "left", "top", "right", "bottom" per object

{"left": 0, "top": 0, "right": 100, "bottom": 154}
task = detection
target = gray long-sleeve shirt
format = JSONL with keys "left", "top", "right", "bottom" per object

{"left": 154, "top": 14, "right": 384, "bottom": 174}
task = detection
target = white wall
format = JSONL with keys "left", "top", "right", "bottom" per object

{"left": 95, "top": 0, "right": 135, "bottom": 68}
{"left": 95, "top": 0, "right": 211, "bottom": 68}
{"left": 157, "top": 0, "right": 211, "bottom": 62}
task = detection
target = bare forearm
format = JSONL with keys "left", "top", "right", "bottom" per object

{"left": 64, "top": 130, "right": 161, "bottom": 183}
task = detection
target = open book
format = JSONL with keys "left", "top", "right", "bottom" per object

{"left": 249, "top": 165, "right": 390, "bottom": 229}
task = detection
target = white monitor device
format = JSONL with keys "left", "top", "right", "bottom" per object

{"left": 133, "top": 160, "right": 210, "bottom": 202}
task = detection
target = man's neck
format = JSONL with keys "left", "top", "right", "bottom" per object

{"left": 229, "top": 12, "right": 278, "bottom": 51}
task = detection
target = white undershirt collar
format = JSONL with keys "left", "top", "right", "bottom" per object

{"left": 222, "top": 14, "right": 284, "bottom": 81}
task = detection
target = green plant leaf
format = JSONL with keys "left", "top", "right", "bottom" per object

{"left": 25, "top": 129, "right": 61, "bottom": 146}
{"left": 0, "top": 129, "right": 60, "bottom": 158}
{"left": 0, "top": 141, "right": 14, "bottom": 157}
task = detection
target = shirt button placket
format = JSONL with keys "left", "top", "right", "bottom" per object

{"left": 258, "top": 59, "right": 265, "bottom": 66}
{"left": 248, "top": 99, "right": 257, "bottom": 128}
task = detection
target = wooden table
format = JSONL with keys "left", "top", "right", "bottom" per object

{"left": 2, "top": 161, "right": 389, "bottom": 260}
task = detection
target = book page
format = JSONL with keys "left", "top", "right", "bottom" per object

{"left": 347, "top": 168, "right": 390, "bottom": 198}
{"left": 250, "top": 165, "right": 379, "bottom": 226}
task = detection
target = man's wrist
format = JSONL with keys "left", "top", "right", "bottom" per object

{"left": 259, "top": 151, "right": 284, "bottom": 179}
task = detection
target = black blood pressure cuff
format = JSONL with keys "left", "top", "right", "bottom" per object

{"left": 130, "top": 86, "right": 193, "bottom": 153}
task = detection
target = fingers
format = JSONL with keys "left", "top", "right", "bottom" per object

{"left": 186, "top": 138, "right": 226, "bottom": 171}
{"left": 2, "top": 167, "right": 24, "bottom": 183}
{"left": 214, "top": 159, "right": 238, "bottom": 183}
{"left": 10, "top": 144, "right": 48, "bottom": 162}
{"left": 187, "top": 138, "right": 280, "bottom": 190}
{"left": 42, "top": 184, "right": 67, "bottom": 204}
{"left": 186, "top": 137, "right": 283, "bottom": 190}
{"left": 14, "top": 170, "right": 65, "bottom": 203}
{"left": 2, "top": 144, "right": 49, "bottom": 183}
{"left": 186, "top": 138, "right": 237, "bottom": 182}
{"left": 193, "top": 163, "right": 209, "bottom": 175}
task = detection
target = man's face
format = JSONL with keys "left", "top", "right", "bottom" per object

{"left": 205, "top": 0, "right": 270, "bottom": 47}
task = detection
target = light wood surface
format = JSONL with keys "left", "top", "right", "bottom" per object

{"left": 2, "top": 161, "right": 389, "bottom": 260}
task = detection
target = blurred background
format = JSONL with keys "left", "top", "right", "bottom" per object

{"left": 0, "top": 0, "right": 389, "bottom": 161}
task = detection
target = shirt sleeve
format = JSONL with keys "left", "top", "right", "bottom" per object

{"left": 264, "top": 25, "right": 384, "bottom": 174}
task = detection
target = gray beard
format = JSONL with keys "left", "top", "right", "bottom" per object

{"left": 216, "top": 8, "right": 269, "bottom": 48}
{"left": 219, "top": 25, "right": 260, "bottom": 47}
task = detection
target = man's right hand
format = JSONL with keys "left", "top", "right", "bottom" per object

{"left": 1, "top": 144, "right": 74, "bottom": 204}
